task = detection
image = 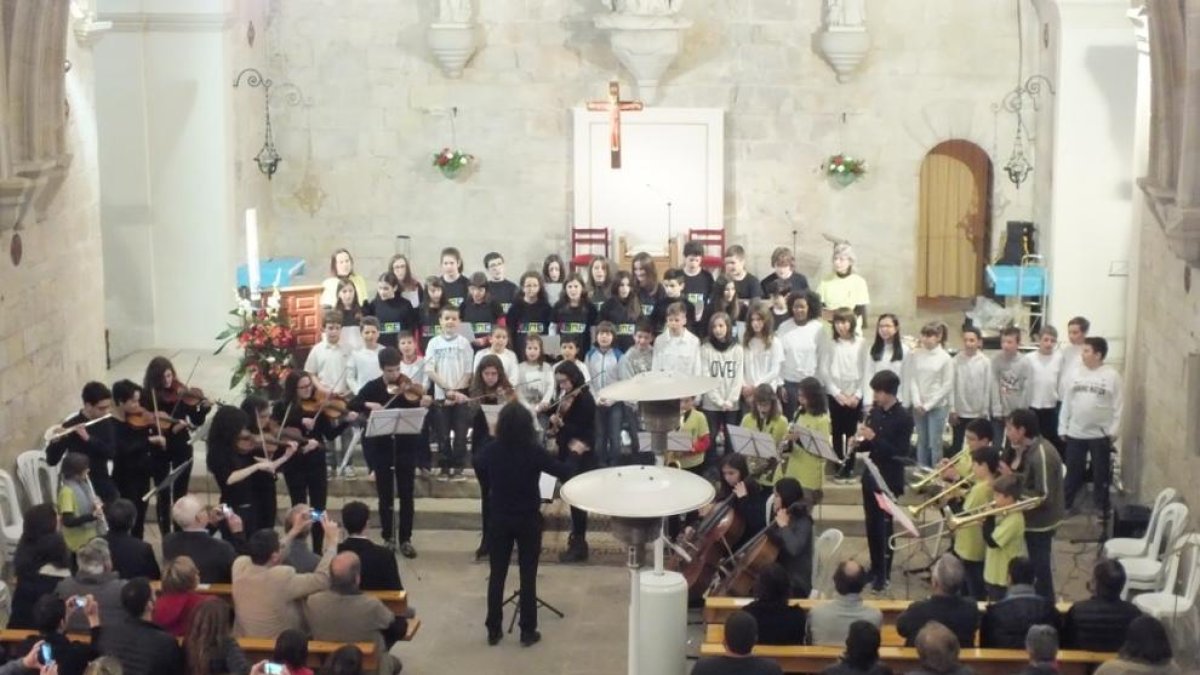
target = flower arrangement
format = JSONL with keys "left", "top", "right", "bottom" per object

{"left": 432, "top": 148, "right": 475, "bottom": 179}
{"left": 823, "top": 153, "right": 868, "bottom": 185}
{"left": 215, "top": 287, "right": 296, "bottom": 398}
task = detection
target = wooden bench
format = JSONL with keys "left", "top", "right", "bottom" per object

{"left": 0, "top": 629, "right": 378, "bottom": 670}
{"left": 697, "top": 640, "right": 1113, "bottom": 675}
{"left": 150, "top": 582, "right": 409, "bottom": 622}
{"left": 704, "top": 622, "right": 903, "bottom": 649}
{"left": 703, "top": 596, "right": 1073, "bottom": 628}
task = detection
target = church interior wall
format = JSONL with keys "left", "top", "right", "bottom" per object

{"left": 255, "top": 0, "right": 1041, "bottom": 324}
{"left": 0, "top": 31, "right": 106, "bottom": 468}
{"left": 1124, "top": 210, "right": 1200, "bottom": 530}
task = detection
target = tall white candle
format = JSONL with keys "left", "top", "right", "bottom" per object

{"left": 245, "top": 208, "right": 261, "bottom": 300}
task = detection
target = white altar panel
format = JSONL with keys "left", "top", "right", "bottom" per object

{"left": 573, "top": 108, "right": 724, "bottom": 248}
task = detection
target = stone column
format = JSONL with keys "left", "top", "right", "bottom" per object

{"left": 1043, "top": 0, "right": 1138, "bottom": 365}
{"left": 94, "top": 0, "right": 237, "bottom": 355}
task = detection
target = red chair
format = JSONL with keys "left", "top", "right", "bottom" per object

{"left": 687, "top": 228, "right": 726, "bottom": 271}
{"left": 570, "top": 227, "right": 610, "bottom": 272}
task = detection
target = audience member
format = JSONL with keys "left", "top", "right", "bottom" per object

{"left": 184, "top": 598, "right": 250, "bottom": 675}
{"left": 1061, "top": 559, "right": 1142, "bottom": 651}
{"left": 281, "top": 504, "right": 321, "bottom": 574}
{"left": 81, "top": 656, "right": 124, "bottom": 675}
{"left": 323, "top": 644, "right": 366, "bottom": 675}
{"left": 979, "top": 557, "right": 1060, "bottom": 648}
{"left": 907, "top": 621, "right": 975, "bottom": 675}
{"left": 231, "top": 520, "right": 337, "bottom": 637}
{"left": 151, "top": 556, "right": 208, "bottom": 637}
{"left": 1093, "top": 616, "right": 1182, "bottom": 675}
{"left": 338, "top": 501, "right": 403, "bottom": 591}
{"left": 10, "top": 504, "right": 73, "bottom": 629}
{"left": 692, "top": 611, "right": 785, "bottom": 675}
{"left": 15, "top": 594, "right": 101, "bottom": 675}
{"left": 98, "top": 577, "right": 184, "bottom": 675}
{"left": 743, "top": 563, "right": 806, "bottom": 645}
{"left": 305, "top": 551, "right": 407, "bottom": 675}
{"left": 56, "top": 538, "right": 126, "bottom": 633}
{"left": 103, "top": 499, "right": 161, "bottom": 580}
{"left": 1016, "top": 625, "right": 1060, "bottom": 675}
{"left": 272, "top": 629, "right": 316, "bottom": 675}
{"left": 808, "top": 561, "right": 884, "bottom": 646}
{"left": 0, "top": 642, "right": 56, "bottom": 675}
{"left": 896, "top": 554, "right": 980, "bottom": 648}
{"left": 161, "top": 496, "right": 243, "bottom": 584}
{"left": 820, "top": 620, "right": 894, "bottom": 675}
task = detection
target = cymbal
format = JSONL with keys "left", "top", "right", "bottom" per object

{"left": 560, "top": 465, "right": 715, "bottom": 518}
{"left": 594, "top": 371, "right": 720, "bottom": 403}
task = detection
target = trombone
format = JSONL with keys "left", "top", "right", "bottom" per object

{"left": 44, "top": 414, "right": 113, "bottom": 443}
{"left": 909, "top": 447, "right": 969, "bottom": 491}
{"left": 947, "top": 496, "right": 1043, "bottom": 530}
{"left": 906, "top": 476, "right": 971, "bottom": 518}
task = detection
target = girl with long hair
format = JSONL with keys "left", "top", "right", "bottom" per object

{"left": 777, "top": 290, "right": 824, "bottom": 420}
{"left": 598, "top": 271, "right": 642, "bottom": 352}
{"left": 631, "top": 252, "right": 663, "bottom": 318}
{"left": 542, "top": 254, "right": 566, "bottom": 305}
{"left": 712, "top": 454, "right": 767, "bottom": 552}
{"left": 553, "top": 273, "right": 597, "bottom": 355}
{"left": 768, "top": 377, "right": 831, "bottom": 503}
{"left": 862, "top": 314, "right": 904, "bottom": 414}
{"left": 700, "top": 312, "right": 745, "bottom": 465}
{"left": 184, "top": 599, "right": 248, "bottom": 675}
{"left": 588, "top": 256, "right": 615, "bottom": 311}
{"left": 320, "top": 248, "right": 368, "bottom": 309}
{"left": 742, "top": 305, "right": 784, "bottom": 407}
{"left": 143, "top": 355, "right": 210, "bottom": 535}
{"left": 417, "top": 276, "right": 445, "bottom": 354}
{"left": 469, "top": 354, "right": 516, "bottom": 560}
{"left": 389, "top": 253, "right": 424, "bottom": 308}
{"left": 272, "top": 370, "right": 340, "bottom": 551}
{"left": 505, "top": 271, "right": 553, "bottom": 358}
{"left": 9, "top": 504, "right": 71, "bottom": 628}
{"left": 821, "top": 308, "right": 866, "bottom": 480}
{"left": 548, "top": 361, "right": 596, "bottom": 563}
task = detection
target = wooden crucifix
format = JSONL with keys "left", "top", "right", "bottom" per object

{"left": 587, "top": 80, "right": 644, "bottom": 169}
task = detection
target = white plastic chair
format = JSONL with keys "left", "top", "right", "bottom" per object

{"left": 810, "top": 528, "right": 845, "bottom": 599}
{"left": 1134, "top": 533, "right": 1200, "bottom": 620}
{"left": 16, "top": 450, "right": 57, "bottom": 508}
{"left": 1122, "top": 502, "right": 1190, "bottom": 599}
{"left": 0, "top": 470, "right": 24, "bottom": 560}
{"left": 1105, "top": 488, "right": 1177, "bottom": 560}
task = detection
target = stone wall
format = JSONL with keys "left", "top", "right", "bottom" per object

{"left": 0, "top": 35, "right": 106, "bottom": 466}
{"left": 1123, "top": 210, "right": 1200, "bottom": 530}
{"left": 256, "top": 0, "right": 1039, "bottom": 318}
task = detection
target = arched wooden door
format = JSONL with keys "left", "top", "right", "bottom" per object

{"left": 917, "top": 140, "right": 992, "bottom": 299}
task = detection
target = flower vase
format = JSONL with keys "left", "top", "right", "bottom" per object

{"left": 439, "top": 164, "right": 464, "bottom": 180}
{"left": 832, "top": 171, "right": 858, "bottom": 187}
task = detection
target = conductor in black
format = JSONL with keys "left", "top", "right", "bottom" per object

{"left": 475, "top": 401, "right": 581, "bottom": 648}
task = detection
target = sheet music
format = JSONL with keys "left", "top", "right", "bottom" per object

{"left": 726, "top": 425, "right": 780, "bottom": 460}
{"left": 539, "top": 472, "right": 558, "bottom": 501}
{"left": 365, "top": 407, "right": 428, "bottom": 436}
{"left": 875, "top": 492, "right": 921, "bottom": 538}
{"left": 635, "top": 431, "right": 693, "bottom": 453}
{"left": 860, "top": 455, "right": 896, "bottom": 501}
{"left": 791, "top": 425, "right": 838, "bottom": 462}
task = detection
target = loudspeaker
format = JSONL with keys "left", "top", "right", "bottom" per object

{"left": 1113, "top": 503, "right": 1152, "bottom": 539}
{"left": 1000, "top": 221, "right": 1036, "bottom": 264}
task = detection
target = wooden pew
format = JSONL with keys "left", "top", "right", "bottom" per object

{"left": 705, "top": 623, "right": 902, "bottom": 649}
{"left": 0, "top": 629, "right": 378, "bottom": 671}
{"left": 150, "top": 582, "right": 409, "bottom": 622}
{"left": 697, "top": 639, "right": 1112, "bottom": 675}
{"left": 703, "top": 596, "right": 1073, "bottom": 628}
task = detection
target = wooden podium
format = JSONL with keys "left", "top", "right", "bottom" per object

{"left": 278, "top": 284, "right": 323, "bottom": 366}
{"left": 618, "top": 235, "right": 680, "bottom": 279}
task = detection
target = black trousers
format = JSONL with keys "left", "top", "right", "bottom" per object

{"left": 861, "top": 479, "right": 894, "bottom": 583}
{"left": 1063, "top": 436, "right": 1113, "bottom": 511}
{"left": 252, "top": 477, "right": 278, "bottom": 530}
{"left": 1033, "top": 407, "right": 1064, "bottom": 454}
{"left": 369, "top": 437, "right": 416, "bottom": 544}
{"left": 561, "top": 451, "right": 596, "bottom": 538}
{"left": 1025, "top": 529, "right": 1056, "bottom": 600}
{"left": 115, "top": 471, "right": 150, "bottom": 539}
{"left": 283, "top": 450, "right": 329, "bottom": 552}
{"left": 486, "top": 514, "right": 543, "bottom": 634}
{"left": 830, "top": 397, "right": 862, "bottom": 476}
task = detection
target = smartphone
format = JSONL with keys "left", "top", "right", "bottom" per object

{"left": 310, "top": 509, "right": 324, "bottom": 522}
{"left": 39, "top": 643, "right": 52, "bottom": 665}
{"left": 74, "top": 596, "right": 86, "bottom": 608}
{"left": 264, "top": 662, "right": 284, "bottom": 675}
{"left": 219, "top": 503, "right": 233, "bottom": 516}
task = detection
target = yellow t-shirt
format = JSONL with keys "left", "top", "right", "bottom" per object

{"left": 984, "top": 511, "right": 1027, "bottom": 587}
{"left": 953, "top": 480, "right": 993, "bottom": 563}
{"left": 954, "top": 447, "right": 974, "bottom": 481}
{"left": 765, "top": 412, "right": 830, "bottom": 493}
{"left": 676, "top": 410, "right": 711, "bottom": 470}
{"left": 58, "top": 483, "right": 100, "bottom": 552}
{"left": 816, "top": 273, "right": 870, "bottom": 312}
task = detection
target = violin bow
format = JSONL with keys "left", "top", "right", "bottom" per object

{"left": 274, "top": 402, "right": 294, "bottom": 446}
{"left": 149, "top": 395, "right": 167, "bottom": 446}
{"left": 168, "top": 356, "right": 203, "bottom": 419}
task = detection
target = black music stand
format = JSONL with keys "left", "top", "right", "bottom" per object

{"left": 142, "top": 459, "right": 193, "bottom": 533}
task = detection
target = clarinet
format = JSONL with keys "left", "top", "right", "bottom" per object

{"left": 84, "top": 478, "right": 109, "bottom": 535}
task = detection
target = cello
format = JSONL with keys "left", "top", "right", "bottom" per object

{"left": 706, "top": 524, "right": 780, "bottom": 597}
{"left": 667, "top": 495, "right": 746, "bottom": 601}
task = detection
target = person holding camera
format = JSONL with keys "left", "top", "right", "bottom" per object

{"left": 16, "top": 594, "right": 102, "bottom": 675}
{"left": 231, "top": 516, "right": 340, "bottom": 638}
{"left": 161, "top": 495, "right": 245, "bottom": 585}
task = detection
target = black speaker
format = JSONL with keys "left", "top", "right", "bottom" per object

{"left": 1113, "top": 503, "right": 1152, "bottom": 539}
{"left": 1000, "top": 221, "right": 1036, "bottom": 265}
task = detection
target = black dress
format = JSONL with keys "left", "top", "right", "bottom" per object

{"left": 554, "top": 390, "right": 597, "bottom": 538}
{"left": 272, "top": 400, "right": 340, "bottom": 551}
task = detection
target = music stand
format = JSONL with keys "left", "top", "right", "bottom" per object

{"left": 726, "top": 425, "right": 780, "bottom": 461}
{"left": 791, "top": 425, "right": 839, "bottom": 463}
{"left": 635, "top": 432, "right": 692, "bottom": 459}
{"left": 502, "top": 472, "right": 566, "bottom": 633}
{"left": 360, "top": 408, "right": 428, "bottom": 541}
{"left": 143, "top": 458, "right": 193, "bottom": 534}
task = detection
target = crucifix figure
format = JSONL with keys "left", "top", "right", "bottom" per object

{"left": 587, "top": 80, "right": 644, "bottom": 169}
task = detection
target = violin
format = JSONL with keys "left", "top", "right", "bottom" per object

{"left": 385, "top": 375, "right": 427, "bottom": 406}
{"left": 126, "top": 408, "right": 183, "bottom": 433}
{"left": 299, "top": 393, "right": 350, "bottom": 419}
{"left": 236, "top": 432, "right": 289, "bottom": 455}
{"left": 546, "top": 382, "right": 589, "bottom": 436}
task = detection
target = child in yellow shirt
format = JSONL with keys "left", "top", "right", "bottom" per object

{"left": 771, "top": 377, "right": 830, "bottom": 503}
{"left": 675, "top": 397, "right": 711, "bottom": 474}
{"left": 980, "top": 473, "right": 1028, "bottom": 601}
{"left": 954, "top": 445, "right": 999, "bottom": 600}
{"left": 58, "top": 452, "right": 105, "bottom": 552}
{"left": 741, "top": 385, "right": 788, "bottom": 486}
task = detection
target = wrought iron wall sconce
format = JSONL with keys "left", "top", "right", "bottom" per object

{"left": 233, "top": 68, "right": 306, "bottom": 179}
{"left": 995, "top": 74, "right": 1055, "bottom": 189}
